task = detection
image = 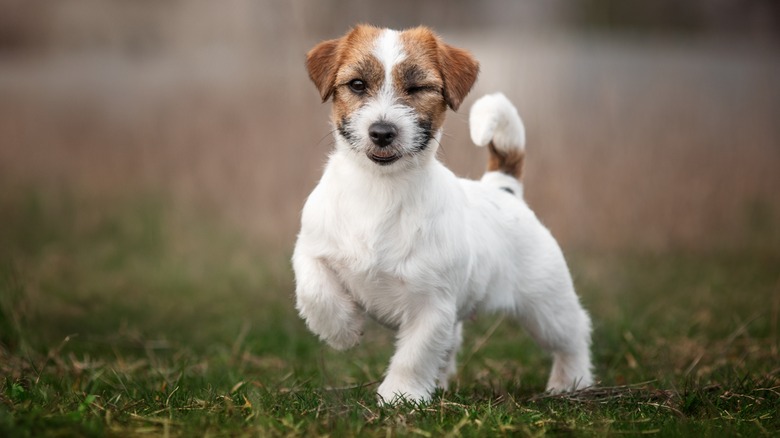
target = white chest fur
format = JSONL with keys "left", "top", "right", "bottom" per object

{"left": 297, "top": 153, "right": 474, "bottom": 326}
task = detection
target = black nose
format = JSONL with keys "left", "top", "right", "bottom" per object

{"left": 368, "top": 122, "right": 398, "bottom": 147}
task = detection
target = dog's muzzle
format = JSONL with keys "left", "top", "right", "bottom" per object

{"left": 367, "top": 122, "right": 401, "bottom": 165}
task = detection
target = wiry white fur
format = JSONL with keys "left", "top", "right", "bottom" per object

{"left": 294, "top": 37, "right": 593, "bottom": 404}
{"left": 469, "top": 92, "right": 526, "bottom": 153}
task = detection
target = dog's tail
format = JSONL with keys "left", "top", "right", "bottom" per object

{"left": 469, "top": 93, "right": 526, "bottom": 181}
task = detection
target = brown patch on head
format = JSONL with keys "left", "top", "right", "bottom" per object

{"left": 307, "top": 25, "right": 478, "bottom": 110}
{"left": 329, "top": 26, "right": 384, "bottom": 126}
{"left": 306, "top": 25, "right": 381, "bottom": 106}
{"left": 307, "top": 25, "right": 479, "bottom": 151}
{"left": 307, "top": 25, "right": 391, "bottom": 129}
{"left": 398, "top": 27, "right": 479, "bottom": 112}
{"left": 392, "top": 26, "right": 480, "bottom": 137}
{"left": 487, "top": 142, "right": 525, "bottom": 180}
{"left": 396, "top": 27, "right": 449, "bottom": 134}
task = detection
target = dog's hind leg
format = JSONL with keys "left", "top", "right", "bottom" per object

{"left": 513, "top": 286, "right": 594, "bottom": 393}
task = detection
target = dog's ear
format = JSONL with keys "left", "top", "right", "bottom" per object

{"left": 439, "top": 43, "right": 479, "bottom": 111}
{"left": 306, "top": 38, "right": 341, "bottom": 102}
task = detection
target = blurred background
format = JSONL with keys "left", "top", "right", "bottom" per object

{"left": 2, "top": 5, "right": 779, "bottom": 433}
{"left": 1, "top": 0, "right": 778, "bottom": 253}
{"left": 1, "top": 5, "right": 779, "bottom": 432}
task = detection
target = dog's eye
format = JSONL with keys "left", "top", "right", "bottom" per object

{"left": 348, "top": 79, "right": 366, "bottom": 94}
{"left": 406, "top": 85, "right": 435, "bottom": 95}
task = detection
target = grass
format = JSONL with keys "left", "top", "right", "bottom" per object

{"left": 0, "top": 189, "right": 778, "bottom": 436}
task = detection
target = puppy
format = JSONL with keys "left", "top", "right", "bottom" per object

{"left": 293, "top": 25, "right": 593, "bottom": 404}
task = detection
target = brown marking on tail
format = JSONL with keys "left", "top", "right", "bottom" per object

{"left": 486, "top": 142, "right": 524, "bottom": 180}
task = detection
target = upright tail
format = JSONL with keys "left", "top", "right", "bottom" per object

{"left": 469, "top": 93, "right": 526, "bottom": 180}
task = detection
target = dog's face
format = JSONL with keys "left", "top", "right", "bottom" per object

{"left": 306, "top": 25, "right": 479, "bottom": 170}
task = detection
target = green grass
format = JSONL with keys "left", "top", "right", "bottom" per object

{"left": 0, "top": 190, "right": 778, "bottom": 436}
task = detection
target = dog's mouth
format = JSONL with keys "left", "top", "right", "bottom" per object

{"left": 367, "top": 149, "right": 401, "bottom": 165}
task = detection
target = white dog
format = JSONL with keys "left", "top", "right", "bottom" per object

{"left": 293, "top": 25, "right": 593, "bottom": 404}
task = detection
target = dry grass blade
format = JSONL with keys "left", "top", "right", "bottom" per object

{"left": 527, "top": 381, "right": 673, "bottom": 403}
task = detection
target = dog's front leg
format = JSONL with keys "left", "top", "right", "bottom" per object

{"left": 378, "top": 301, "right": 456, "bottom": 404}
{"left": 293, "top": 252, "right": 364, "bottom": 351}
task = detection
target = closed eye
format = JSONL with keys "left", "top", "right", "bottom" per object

{"left": 406, "top": 85, "right": 438, "bottom": 95}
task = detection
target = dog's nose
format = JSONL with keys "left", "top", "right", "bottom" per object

{"left": 368, "top": 122, "right": 397, "bottom": 147}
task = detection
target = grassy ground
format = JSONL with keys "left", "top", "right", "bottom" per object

{"left": 1, "top": 190, "right": 778, "bottom": 436}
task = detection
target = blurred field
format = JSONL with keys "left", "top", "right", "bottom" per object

{"left": 1, "top": 1, "right": 778, "bottom": 251}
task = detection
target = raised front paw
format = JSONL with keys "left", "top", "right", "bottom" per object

{"left": 297, "top": 296, "right": 364, "bottom": 351}
{"left": 320, "top": 316, "right": 363, "bottom": 351}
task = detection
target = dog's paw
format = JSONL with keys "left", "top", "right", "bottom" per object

{"left": 321, "top": 318, "right": 363, "bottom": 351}
{"left": 545, "top": 372, "right": 593, "bottom": 394}
{"left": 298, "top": 304, "right": 364, "bottom": 351}
{"left": 546, "top": 351, "right": 593, "bottom": 393}
{"left": 296, "top": 290, "right": 365, "bottom": 351}
{"left": 305, "top": 315, "right": 363, "bottom": 351}
{"left": 377, "top": 377, "right": 431, "bottom": 405}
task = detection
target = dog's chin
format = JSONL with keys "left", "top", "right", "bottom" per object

{"left": 366, "top": 148, "right": 402, "bottom": 166}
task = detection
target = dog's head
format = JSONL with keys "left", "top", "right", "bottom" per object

{"left": 306, "top": 25, "right": 479, "bottom": 170}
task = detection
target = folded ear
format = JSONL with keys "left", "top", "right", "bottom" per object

{"left": 306, "top": 38, "right": 341, "bottom": 102}
{"left": 439, "top": 44, "right": 479, "bottom": 111}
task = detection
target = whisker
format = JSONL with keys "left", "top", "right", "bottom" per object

{"left": 315, "top": 129, "right": 338, "bottom": 148}
{"left": 438, "top": 130, "right": 455, "bottom": 140}
{"left": 434, "top": 138, "right": 448, "bottom": 159}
